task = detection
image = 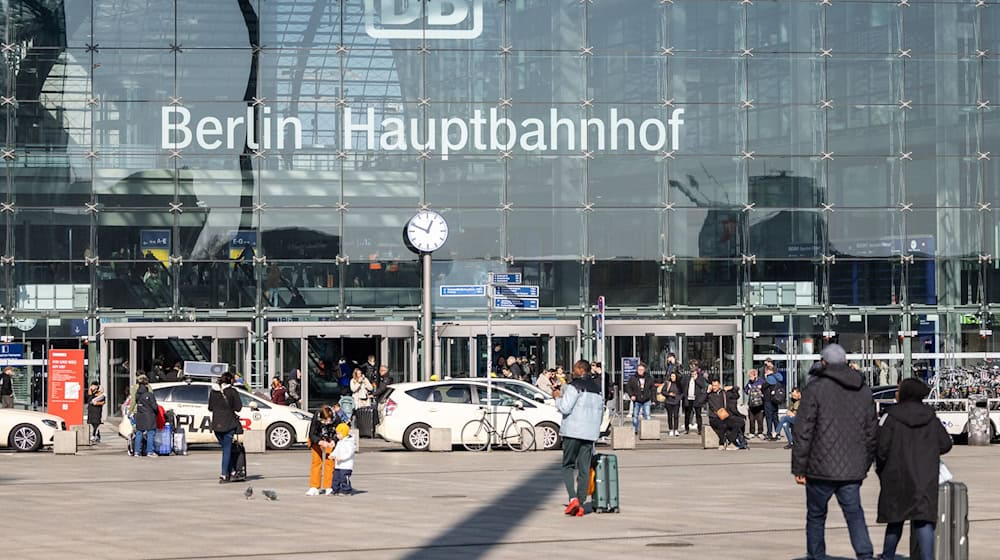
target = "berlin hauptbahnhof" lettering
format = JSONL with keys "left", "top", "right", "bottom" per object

{"left": 161, "top": 106, "right": 686, "bottom": 158}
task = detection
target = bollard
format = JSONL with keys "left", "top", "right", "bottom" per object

{"left": 611, "top": 426, "right": 636, "bottom": 450}
{"left": 243, "top": 429, "right": 266, "bottom": 454}
{"left": 428, "top": 428, "right": 452, "bottom": 452}
{"left": 350, "top": 429, "right": 360, "bottom": 453}
{"left": 639, "top": 419, "right": 661, "bottom": 440}
{"left": 53, "top": 431, "right": 77, "bottom": 455}
{"left": 703, "top": 426, "right": 721, "bottom": 449}
{"left": 70, "top": 425, "right": 90, "bottom": 446}
{"left": 533, "top": 426, "right": 549, "bottom": 451}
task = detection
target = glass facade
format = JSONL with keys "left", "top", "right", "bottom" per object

{"left": 5, "top": 0, "right": 1000, "bottom": 387}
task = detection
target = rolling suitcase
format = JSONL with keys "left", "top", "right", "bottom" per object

{"left": 355, "top": 406, "right": 377, "bottom": 438}
{"left": 592, "top": 453, "right": 620, "bottom": 513}
{"left": 172, "top": 428, "right": 187, "bottom": 456}
{"left": 912, "top": 481, "right": 969, "bottom": 560}
{"left": 229, "top": 440, "right": 247, "bottom": 482}
{"left": 950, "top": 481, "right": 970, "bottom": 559}
{"left": 154, "top": 424, "right": 173, "bottom": 456}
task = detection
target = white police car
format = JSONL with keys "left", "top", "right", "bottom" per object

{"left": 149, "top": 382, "right": 312, "bottom": 450}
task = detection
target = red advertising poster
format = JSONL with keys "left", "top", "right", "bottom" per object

{"left": 48, "top": 349, "right": 85, "bottom": 426}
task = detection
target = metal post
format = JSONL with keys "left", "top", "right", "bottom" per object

{"left": 486, "top": 276, "right": 493, "bottom": 452}
{"left": 422, "top": 252, "right": 433, "bottom": 382}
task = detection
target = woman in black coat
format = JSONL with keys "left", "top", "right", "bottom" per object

{"left": 208, "top": 372, "right": 243, "bottom": 483}
{"left": 132, "top": 375, "right": 158, "bottom": 456}
{"left": 876, "top": 378, "right": 953, "bottom": 560}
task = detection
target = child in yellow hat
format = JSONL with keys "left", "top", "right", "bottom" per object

{"left": 330, "top": 423, "right": 356, "bottom": 496}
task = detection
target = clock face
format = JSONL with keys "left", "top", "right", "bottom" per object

{"left": 406, "top": 211, "right": 449, "bottom": 253}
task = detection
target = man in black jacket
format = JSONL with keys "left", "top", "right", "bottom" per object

{"left": 625, "top": 363, "right": 656, "bottom": 433}
{"left": 706, "top": 378, "right": 747, "bottom": 450}
{"left": 681, "top": 365, "right": 708, "bottom": 435}
{"left": 792, "top": 344, "right": 877, "bottom": 560}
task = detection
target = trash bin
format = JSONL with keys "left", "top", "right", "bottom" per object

{"left": 967, "top": 406, "right": 991, "bottom": 446}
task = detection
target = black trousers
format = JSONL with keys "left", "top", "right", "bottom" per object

{"left": 709, "top": 416, "right": 746, "bottom": 446}
{"left": 683, "top": 401, "right": 702, "bottom": 433}
{"left": 665, "top": 403, "right": 680, "bottom": 430}
{"left": 747, "top": 405, "right": 765, "bottom": 435}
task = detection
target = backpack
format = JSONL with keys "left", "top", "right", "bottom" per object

{"left": 770, "top": 384, "right": 787, "bottom": 406}
{"left": 748, "top": 388, "right": 764, "bottom": 408}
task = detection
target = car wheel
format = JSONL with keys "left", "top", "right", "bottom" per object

{"left": 266, "top": 423, "right": 295, "bottom": 450}
{"left": 403, "top": 423, "right": 431, "bottom": 451}
{"left": 537, "top": 422, "right": 561, "bottom": 450}
{"left": 10, "top": 423, "right": 42, "bottom": 452}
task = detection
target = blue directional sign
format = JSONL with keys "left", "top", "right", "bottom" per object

{"left": 494, "top": 297, "right": 539, "bottom": 310}
{"left": 622, "top": 357, "right": 640, "bottom": 382}
{"left": 493, "top": 285, "right": 539, "bottom": 298}
{"left": 491, "top": 273, "right": 522, "bottom": 285}
{"left": 440, "top": 285, "right": 486, "bottom": 297}
{"left": 0, "top": 343, "right": 24, "bottom": 365}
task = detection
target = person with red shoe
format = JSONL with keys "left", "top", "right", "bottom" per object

{"left": 553, "top": 360, "right": 604, "bottom": 517}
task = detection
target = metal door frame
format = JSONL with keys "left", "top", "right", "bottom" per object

{"left": 266, "top": 321, "right": 419, "bottom": 409}
{"left": 605, "top": 319, "right": 743, "bottom": 384}
{"left": 433, "top": 320, "right": 581, "bottom": 377}
{"left": 99, "top": 322, "right": 252, "bottom": 396}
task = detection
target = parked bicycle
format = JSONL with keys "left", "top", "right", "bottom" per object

{"left": 461, "top": 402, "right": 536, "bottom": 452}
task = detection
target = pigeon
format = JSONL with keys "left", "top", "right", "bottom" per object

{"left": 262, "top": 490, "right": 278, "bottom": 501}
{"left": 244, "top": 486, "right": 253, "bottom": 500}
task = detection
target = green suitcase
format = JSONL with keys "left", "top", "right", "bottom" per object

{"left": 593, "top": 453, "right": 620, "bottom": 513}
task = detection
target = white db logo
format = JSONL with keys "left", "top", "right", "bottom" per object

{"left": 364, "top": 0, "right": 483, "bottom": 40}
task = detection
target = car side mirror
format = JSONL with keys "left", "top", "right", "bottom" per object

{"left": 534, "top": 395, "right": 545, "bottom": 402}
{"left": 514, "top": 400, "right": 524, "bottom": 410}
{"left": 249, "top": 401, "right": 259, "bottom": 411}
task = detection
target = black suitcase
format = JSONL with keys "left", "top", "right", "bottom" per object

{"left": 355, "top": 406, "right": 377, "bottom": 438}
{"left": 229, "top": 440, "right": 247, "bottom": 482}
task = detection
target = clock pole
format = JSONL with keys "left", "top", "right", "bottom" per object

{"left": 422, "top": 251, "right": 433, "bottom": 382}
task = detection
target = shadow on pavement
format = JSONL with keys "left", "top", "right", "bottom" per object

{"left": 400, "top": 464, "right": 563, "bottom": 560}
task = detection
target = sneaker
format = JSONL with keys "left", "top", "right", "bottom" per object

{"left": 219, "top": 476, "right": 228, "bottom": 484}
{"left": 305, "top": 487, "right": 320, "bottom": 497}
{"left": 148, "top": 453, "right": 158, "bottom": 457}
{"left": 783, "top": 444, "right": 794, "bottom": 450}
{"left": 718, "top": 445, "right": 725, "bottom": 451}
{"left": 322, "top": 489, "right": 335, "bottom": 495}
{"left": 564, "top": 498, "right": 581, "bottom": 516}
{"left": 571, "top": 506, "right": 585, "bottom": 517}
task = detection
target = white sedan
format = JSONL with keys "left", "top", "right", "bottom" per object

{"left": 146, "top": 382, "right": 313, "bottom": 450}
{"left": 0, "top": 409, "right": 66, "bottom": 452}
{"left": 377, "top": 380, "right": 563, "bottom": 451}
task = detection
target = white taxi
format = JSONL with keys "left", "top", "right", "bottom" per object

{"left": 0, "top": 408, "right": 66, "bottom": 452}
{"left": 377, "top": 380, "right": 563, "bottom": 451}
{"left": 148, "top": 382, "right": 313, "bottom": 450}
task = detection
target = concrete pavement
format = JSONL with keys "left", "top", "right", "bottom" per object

{"left": 2, "top": 440, "right": 998, "bottom": 559}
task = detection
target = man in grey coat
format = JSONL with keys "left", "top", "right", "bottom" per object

{"left": 553, "top": 360, "right": 604, "bottom": 517}
{"left": 792, "top": 344, "right": 877, "bottom": 560}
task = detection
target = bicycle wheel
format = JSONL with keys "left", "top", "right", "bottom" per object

{"left": 461, "top": 419, "right": 491, "bottom": 452}
{"left": 503, "top": 419, "right": 536, "bottom": 452}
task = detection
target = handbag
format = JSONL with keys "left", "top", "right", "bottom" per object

{"left": 656, "top": 385, "right": 667, "bottom": 403}
{"left": 716, "top": 390, "right": 731, "bottom": 420}
{"left": 587, "top": 466, "right": 596, "bottom": 497}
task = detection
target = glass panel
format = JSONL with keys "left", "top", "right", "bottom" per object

{"left": 506, "top": 209, "right": 584, "bottom": 260}
{"left": 667, "top": 55, "right": 743, "bottom": 104}
{"left": 590, "top": 261, "right": 659, "bottom": 307}
{"left": 507, "top": 155, "right": 585, "bottom": 207}
{"left": 747, "top": 56, "right": 822, "bottom": 104}
{"left": 589, "top": 210, "right": 661, "bottom": 261}
{"left": 746, "top": 1, "right": 822, "bottom": 53}
{"left": 507, "top": 0, "right": 585, "bottom": 51}
{"left": 665, "top": 0, "right": 744, "bottom": 53}
{"left": 825, "top": 3, "right": 900, "bottom": 54}
{"left": 92, "top": 0, "right": 174, "bottom": 48}
{"left": 670, "top": 259, "right": 739, "bottom": 306}
{"left": 827, "top": 106, "right": 903, "bottom": 157}
{"left": 826, "top": 56, "right": 903, "bottom": 106}
{"left": 827, "top": 158, "right": 902, "bottom": 208}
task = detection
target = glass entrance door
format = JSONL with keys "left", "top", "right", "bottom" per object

{"left": 267, "top": 321, "right": 418, "bottom": 412}
{"left": 435, "top": 321, "right": 580, "bottom": 379}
